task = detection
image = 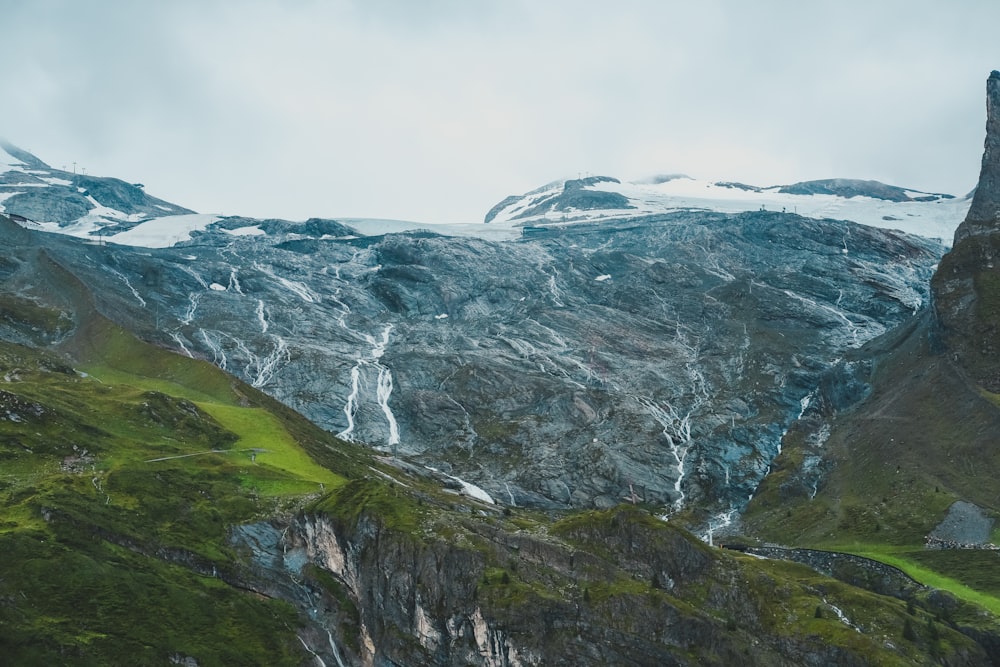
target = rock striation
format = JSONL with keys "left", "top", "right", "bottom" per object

{"left": 21, "top": 208, "right": 942, "bottom": 524}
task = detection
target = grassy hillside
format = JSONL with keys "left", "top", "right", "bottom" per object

{"left": 0, "top": 293, "right": 370, "bottom": 664}
{"left": 743, "top": 311, "right": 1000, "bottom": 627}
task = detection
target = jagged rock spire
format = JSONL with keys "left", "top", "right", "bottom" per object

{"left": 955, "top": 70, "right": 1000, "bottom": 242}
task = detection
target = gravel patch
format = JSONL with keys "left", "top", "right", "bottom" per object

{"left": 929, "top": 501, "right": 994, "bottom": 544}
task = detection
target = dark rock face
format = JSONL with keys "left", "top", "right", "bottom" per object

{"left": 484, "top": 195, "right": 524, "bottom": 224}
{"left": 228, "top": 502, "right": 991, "bottom": 666}
{"left": 715, "top": 181, "right": 762, "bottom": 192}
{"left": 957, "top": 70, "right": 1000, "bottom": 240}
{"left": 933, "top": 71, "right": 1000, "bottom": 389}
{"left": 76, "top": 175, "right": 184, "bottom": 218}
{"left": 777, "top": 178, "right": 953, "bottom": 202}
{"left": 3, "top": 188, "right": 95, "bottom": 224}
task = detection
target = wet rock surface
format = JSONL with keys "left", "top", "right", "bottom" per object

{"left": 14, "top": 206, "right": 943, "bottom": 521}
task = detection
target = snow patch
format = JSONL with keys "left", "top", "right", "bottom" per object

{"left": 483, "top": 176, "right": 969, "bottom": 244}
{"left": 105, "top": 214, "right": 221, "bottom": 248}
{"left": 39, "top": 176, "right": 73, "bottom": 187}
{"left": 224, "top": 225, "right": 266, "bottom": 236}
{"left": 427, "top": 467, "right": 495, "bottom": 504}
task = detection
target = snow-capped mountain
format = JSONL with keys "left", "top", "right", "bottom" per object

{"left": 486, "top": 174, "right": 971, "bottom": 245}
{"left": 0, "top": 139, "right": 197, "bottom": 243}
{"left": 3, "top": 139, "right": 970, "bottom": 250}
{"left": 5, "top": 69, "right": 1000, "bottom": 667}
{"left": 0, "top": 143, "right": 948, "bottom": 523}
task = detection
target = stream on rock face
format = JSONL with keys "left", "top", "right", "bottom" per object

{"left": 338, "top": 323, "right": 399, "bottom": 450}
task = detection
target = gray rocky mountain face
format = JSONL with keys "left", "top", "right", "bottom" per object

{"left": 36, "top": 206, "right": 942, "bottom": 526}
{"left": 0, "top": 141, "right": 192, "bottom": 228}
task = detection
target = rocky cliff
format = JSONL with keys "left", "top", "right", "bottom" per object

{"left": 933, "top": 70, "right": 1000, "bottom": 389}
{"left": 231, "top": 481, "right": 991, "bottom": 666}
{"left": 955, "top": 71, "right": 1000, "bottom": 241}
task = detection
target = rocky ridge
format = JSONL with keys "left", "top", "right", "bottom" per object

{"left": 0, "top": 139, "right": 192, "bottom": 232}
{"left": 484, "top": 172, "right": 967, "bottom": 242}
{"left": 955, "top": 71, "right": 1000, "bottom": 241}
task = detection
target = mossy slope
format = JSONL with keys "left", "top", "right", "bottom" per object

{"left": 0, "top": 291, "right": 367, "bottom": 663}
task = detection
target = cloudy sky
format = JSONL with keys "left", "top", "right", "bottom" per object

{"left": 4, "top": 1, "right": 999, "bottom": 224}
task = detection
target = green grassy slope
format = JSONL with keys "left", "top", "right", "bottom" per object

{"left": 0, "top": 301, "right": 366, "bottom": 664}
{"left": 743, "top": 311, "right": 1000, "bottom": 626}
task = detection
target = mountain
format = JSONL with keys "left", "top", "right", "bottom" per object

{"left": 0, "top": 209, "right": 992, "bottom": 665}
{"left": 485, "top": 173, "right": 968, "bottom": 244}
{"left": 0, "top": 170, "right": 944, "bottom": 529}
{"left": 2, "top": 71, "right": 1000, "bottom": 664}
{"left": 3, "top": 211, "right": 991, "bottom": 664}
{"left": 0, "top": 140, "right": 194, "bottom": 236}
{"left": 0, "top": 142, "right": 956, "bottom": 529}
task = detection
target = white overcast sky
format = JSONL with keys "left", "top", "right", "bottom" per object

{"left": 3, "top": 0, "right": 999, "bottom": 224}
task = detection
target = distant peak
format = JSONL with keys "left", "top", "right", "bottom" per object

{"left": 0, "top": 140, "right": 50, "bottom": 170}
{"left": 776, "top": 178, "right": 952, "bottom": 202}
{"left": 563, "top": 175, "right": 619, "bottom": 190}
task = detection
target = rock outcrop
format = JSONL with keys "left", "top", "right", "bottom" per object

{"left": 933, "top": 70, "right": 1000, "bottom": 389}
{"left": 231, "top": 490, "right": 992, "bottom": 666}
{"left": 956, "top": 70, "right": 1000, "bottom": 241}
{"left": 777, "top": 178, "right": 953, "bottom": 202}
